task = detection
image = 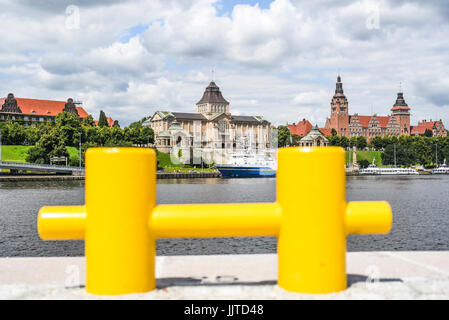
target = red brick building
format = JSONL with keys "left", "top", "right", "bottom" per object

{"left": 0, "top": 93, "right": 119, "bottom": 127}
{"left": 288, "top": 118, "right": 331, "bottom": 138}
{"left": 321, "top": 76, "right": 446, "bottom": 141}
{"left": 288, "top": 119, "right": 312, "bottom": 137}
{"left": 411, "top": 120, "right": 447, "bottom": 137}
{"left": 0, "top": 94, "right": 89, "bottom": 125}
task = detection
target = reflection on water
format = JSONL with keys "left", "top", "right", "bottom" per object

{"left": 0, "top": 176, "right": 448, "bottom": 257}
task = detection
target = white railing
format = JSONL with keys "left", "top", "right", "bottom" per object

{"left": 0, "top": 160, "right": 85, "bottom": 172}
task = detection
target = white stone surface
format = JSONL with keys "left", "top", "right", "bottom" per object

{"left": 1, "top": 252, "right": 449, "bottom": 299}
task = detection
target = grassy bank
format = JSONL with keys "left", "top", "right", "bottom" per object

{"left": 1, "top": 145, "right": 31, "bottom": 162}
{"left": 1, "top": 146, "right": 214, "bottom": 172}
{"left": 345, "top": 150, "right": 383, "bottom": 165}
{"left": 155, "top": 149, "right": 215, "bottom": 172}
{"left": 1, "top": 145, "right": 78, "bottom": 163}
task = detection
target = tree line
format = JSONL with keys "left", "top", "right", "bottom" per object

{"left": 0, "top": 111, "right": 154, "bottom": 166}
{"left": 277, "top": 125, "right": 449, "bottom": 168}
{"left": 276, "top": 125, "right": 369, "bottom": 150}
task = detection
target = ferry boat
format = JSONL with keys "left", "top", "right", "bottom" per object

{"left": 359, "top": 159, "right": 419, "bottom": 175}
{"left": 432, "top": 159, "right": 449, "bottom": 174}
{"left": 216, "top": 153, "right": 276, "bottom": 178}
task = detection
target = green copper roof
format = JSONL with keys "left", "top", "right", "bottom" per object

{"left": 254, "top": 116, "right": 269, "bottom": 122}
{"left": 158, "top": 131, "right": 171, "bottom": 137}
{"left": 168, "top": 120, "right": 183, "bottom": 130}
{"left": 209, "top": 112, "right": 225, "bottom": 121}
{"left": 151, "top": 111, "right": 174, "bottom": 121}
{"left": 300, "top": 125, "right": 329, "bottom": 142}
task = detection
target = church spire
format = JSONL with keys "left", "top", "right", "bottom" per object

{"left": 335, "top": 75, "right": 344, "bottom": 95}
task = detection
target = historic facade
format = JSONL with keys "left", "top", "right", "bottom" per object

{"left": 411, "top": 119, "right": 447, "bottom": 137}
{"left": 0, "top": 93, "right": 89, "bottom": 125}
{"left": 323, "top": 76, "right": 446, "bottom": 141}
{"left": 145, "top": 81, "right": 272, "bottom": 164}
{"left": 0, "top": 93, "right": 119, "bottom": 127}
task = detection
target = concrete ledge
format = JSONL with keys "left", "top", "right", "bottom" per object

{"left": 1, "top": 252, "right": 449, "bottom": 299}
{"left": 0, "top": 175, "right": 84, "bottom": 181}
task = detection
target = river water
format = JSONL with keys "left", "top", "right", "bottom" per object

{"left": 0, "top": 176, "right": 448, "bottom": 257}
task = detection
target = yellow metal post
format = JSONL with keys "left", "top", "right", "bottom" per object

{"left": 85, "top": 148, "right": 156, "bottom": 295}
{"left": 277, "top": 147, "right": 347, "bottom": 293}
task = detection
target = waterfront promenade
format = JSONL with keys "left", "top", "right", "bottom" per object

{"left": 1, "top": 252, "right": 449, "bottom": 299}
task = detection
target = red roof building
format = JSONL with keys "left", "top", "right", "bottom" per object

{"left": 288, "top": 119, "right": 312, "bottom": 137}
{"left": 0, "top": 93, "right": 120, "bottom": 128}
{"left": 0, "top": 93, "right": 90, "bottom": 125}
{"left": 319, "top": 128, "right": 332, "bottom": 136}
{"left": 95, "top": 117, "right": 119, "bottom": 128}
{"left": 411, "top": 120, "right": 447, "bottom": 137}
{"left": 288, "top": 119, "right": 333, "bottom": 138}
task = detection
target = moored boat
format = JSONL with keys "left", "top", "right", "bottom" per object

{"left": 432, "top": 159, "right": 449, "bottom": 174}
{"left": 216, "top": 153, "right": 276, "bottom": 178}
{"left": 359, "top": 159, "right": 419, "bottom": 175}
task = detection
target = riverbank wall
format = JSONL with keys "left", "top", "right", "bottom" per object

{"left": 0, "top": 172, "right": 221, "bottom": 181}
{"left": 1, "top": 251, "right": 448, "bottom": 299}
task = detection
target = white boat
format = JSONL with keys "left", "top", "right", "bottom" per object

{"left": 359, "top": 159, "right": 419, "bottom": 175}
{"left": 216, "top": 153, "right": 277, "bottom": 178}
{"left": 432, "top": 159, "right": 449, "bottom": 174}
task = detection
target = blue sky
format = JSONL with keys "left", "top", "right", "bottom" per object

{"left": 1, "top": 0, "right": 449, "bottom": 127}
{"left": 215, "top": 0, "right": 273, "bottom": 15}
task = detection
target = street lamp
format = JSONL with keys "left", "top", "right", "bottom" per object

{"left": 436, "top": 143, "right": 438, "bottom": 167}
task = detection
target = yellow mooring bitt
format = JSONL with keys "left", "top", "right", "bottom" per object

{"left": 37, "top": 147, "right": 392, "bottom": 295}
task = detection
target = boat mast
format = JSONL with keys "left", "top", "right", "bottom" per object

{"left": 394, "top": 144, "right": 396, "bottom": 167}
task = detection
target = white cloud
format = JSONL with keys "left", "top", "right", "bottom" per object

{"left": 0, "top": 0, "right": 448, "bottom": 128}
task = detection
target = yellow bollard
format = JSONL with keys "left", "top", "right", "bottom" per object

{"left": 37, "top": 146, "right": 392, "bottom": 295}
{"left": 277, "top": 147, "right": 347, "bottom": 293}
{"left": 85, "top": 148, "right": 156, "bottom": 295}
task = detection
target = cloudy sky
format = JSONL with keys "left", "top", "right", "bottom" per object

{"left": 0, "top": 0, "right": 448, "bottom": 127}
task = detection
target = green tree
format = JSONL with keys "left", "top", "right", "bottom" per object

{"left": 381, "top": 143, "right": 415, "bottom": 166}
{"left": 98, "top": 126, "right": 112, "bottom": 146}
{"left": 82, "top": 115, "right": 96, "bottom": 127}
{"left": 358, "top": 159, "right": 370, "bottom": 168}
{"left": 339, "top": 136, "right": 349, "bottom": 149}
{"left": 356, "top": 136, "right": 367, "bottom": 150}
{"left": 412, "top": 137, "right": 433, "bottom": 167}
{"left": 54, "top": 112, "right": 82, "bottom": 147}
{"left": 24, "top": 125, "right": 40, "bottom": 145}
{"left": 84, "top": 125, "right": 101, "bottom": 145}
{"left": 290, "top": 134, "right": 301, "bottom": 146}
{"left": 98, "top": 110, "right": 109, "bottom": 128}
{"left": 126, "top": 125, "right": 141, "bottom": 145}
{"left": 370, "top": 136, "right": 384, "bottom": 151}
{"left": 107, "top": 126, "right": 125, "bottom": 145}
{"left": 277, "top": 126, "right": 291, "bottom": 147}
{"left": 140, "top": 126, "right": 154, "bottom": 145}
{"left": 26, "top": 129, "right": 69, "bottom": 164}
{"left": 331, "top": 128, "right": 337, "bottom": 136}
{"left": 5, "top": 122, "right": 26, "bottom": 145}
{"left": 424, "top": 129, "right": 433, "bottom": 137}
{"left": 327, "top": 135, "right": 348, "bottom": 148}
{"left": 349, "top": 136, "right": 357, "bottom": 148}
